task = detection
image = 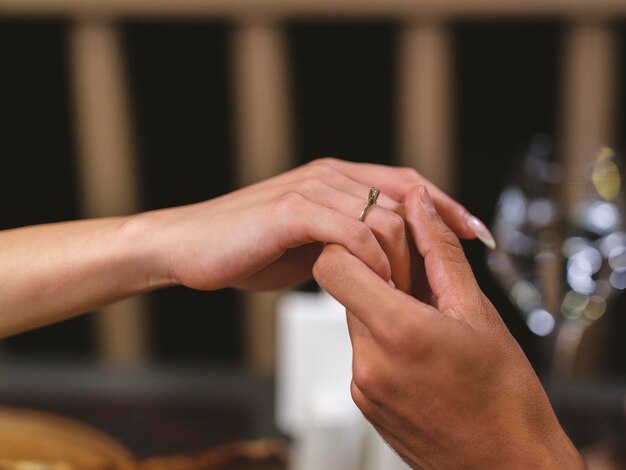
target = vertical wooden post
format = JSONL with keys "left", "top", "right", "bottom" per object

{"left": 232, "top": 21, "right": 292, "bottom": 373}
{"left": 397, "top": 22, "right": 453, "bottom": 193}
{"left": 69, "top": 20, "right": 149, "bottom": 367}
{"left": 557, "top": 22, "right": 617, "bottom": 377}
{"left": 560, "top": 22, "right": 617, "bottom": 216}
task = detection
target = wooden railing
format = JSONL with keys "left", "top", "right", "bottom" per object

{"left": 2, "top": 0, "right": 626, "bottom": 18}
{"left": 0, "top": 0, "right": 621, "bottom": 372}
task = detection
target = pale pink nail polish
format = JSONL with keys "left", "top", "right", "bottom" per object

{"left": 419, "top": 186, "right": 436, "bottom": 213}
{"left": 464, "top": 213, "right": 496, "bottom": 250}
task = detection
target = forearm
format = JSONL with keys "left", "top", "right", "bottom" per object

{"left": 0, "top": 215, "right": 170, "bottom": 337}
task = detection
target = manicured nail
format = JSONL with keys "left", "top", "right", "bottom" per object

{"left": 419, "top": 186, "right": 436, "bottom": 212}
{"left": 388, "top": 279, "right": 396, "bottom": 288}
{"left": 464, "top": 213, "right": 496, "bottom": 250}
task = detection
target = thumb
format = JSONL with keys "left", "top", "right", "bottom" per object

{"left": 405, "top": 186, "right": 483, "bottom": 320}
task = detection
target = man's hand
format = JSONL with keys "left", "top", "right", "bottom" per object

{"left": 313, "top": 186, "right": 584, "bottom": 469}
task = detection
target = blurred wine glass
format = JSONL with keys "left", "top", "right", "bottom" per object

{"left": 488, "top": 135, "right": 626, "bottom": 380}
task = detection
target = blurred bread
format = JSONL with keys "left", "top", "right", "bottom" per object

{"left": 0, "top": 406, "right": 134, "bottom": 470}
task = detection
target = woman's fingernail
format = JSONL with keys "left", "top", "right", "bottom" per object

{"left": 419, "top": 186, "right": 436, "bottom": 212}
{"left": 388, "top": 279, "right": 396, "bottom": 288}
{"left": 464, "top": 214, "right": 496, "bottom": 250}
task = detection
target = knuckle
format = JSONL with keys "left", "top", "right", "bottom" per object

{"left": 350, "top": 380, "right": 370, "bottom": 412}
{"left": 307, "top": 159, "right": 337, "bottom": 180}
{"left": 386, "top": 318, "right": 430, "bottom": 358}
{"left": 298, "top": 178, "right": 323, "bottom": 196}
{"left": 400, "top": 167, "right": 421, "bottom": 183}
{"left": 273, "top": 191, "right": 306, "bottom": 217}
{"left": 311, "top": 156, "right": 339, "bottom": 167}
{"left": 385, "top": 212, "right": 406, "bottom": 238}
{"left": 352, "top": 359, "right": 383, "bottom": 399}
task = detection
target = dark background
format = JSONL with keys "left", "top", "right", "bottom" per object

{"left": 0, "top": 20, "right": 624, "bottom": 376}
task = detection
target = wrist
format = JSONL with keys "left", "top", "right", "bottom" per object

{"left": 540, "top": 427, "right": 586, "bottom": 470}
{"left": 117, "top": 211, "right": 176, "bottom": 292}
{"left": 503, "top": 420, "right": 585, "bottom": 470}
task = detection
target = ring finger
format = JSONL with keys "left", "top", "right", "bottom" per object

{"left": 297, "top": 180, "right": 411, "bottom": 294}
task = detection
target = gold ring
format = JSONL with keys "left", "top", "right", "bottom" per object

{"left": 358, "top": 187, "right": 380, "bottom": 222}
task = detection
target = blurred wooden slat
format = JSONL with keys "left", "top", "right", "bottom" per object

{"left": 560, "top": 22, "right": 617, "bottom": 216}
{"left": 232, "top": 22, "right": 292, "bottom": 373}
{"left": 557, "top": 22, "right": 617, "bottom": 378}
{"left": 1, "top": 0, "right": 626, "bottom": 19}
{"left": 69, "top": 21, "right": 149, "bottom": 367}
{"left": 397, "top": 22, "right": 453, "bottom": 193}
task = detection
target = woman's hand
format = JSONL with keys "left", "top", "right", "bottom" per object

{"left": 312, "top": 186, "right": 584, "bottom": 469}
{"left": 0, "top": 157, "right": 486, "bottom": 337}
{"left": 140, "top": 158, "right": 488, "bottom": 293}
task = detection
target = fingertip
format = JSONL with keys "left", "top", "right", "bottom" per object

{"left": 406, "top": 185, "right": 438, "bottom": 223}
{"left": 464, "top": 213, "right": 497, "bottom": 250}
{"left": 407, "top": 186, "right": 483, "bottom": 243}
{"left": 419, "top": 186, "right": 437, "bottom": 213}
{"left": 404, "top": 185, "right": 423, "bottom": 220}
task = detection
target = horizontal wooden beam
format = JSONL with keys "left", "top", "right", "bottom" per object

{"left": 1, "top": 0, "right": 625, "bottom": 19}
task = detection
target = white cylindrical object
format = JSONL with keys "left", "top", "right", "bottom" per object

{"left": 290, "top": 388, "right": 364, "bottom": 470}
{"left": 276, "top": 291, "right": 354, "bottom": 435}
{"left": 276, "top": 290, "right": 410, "bottom": 469}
